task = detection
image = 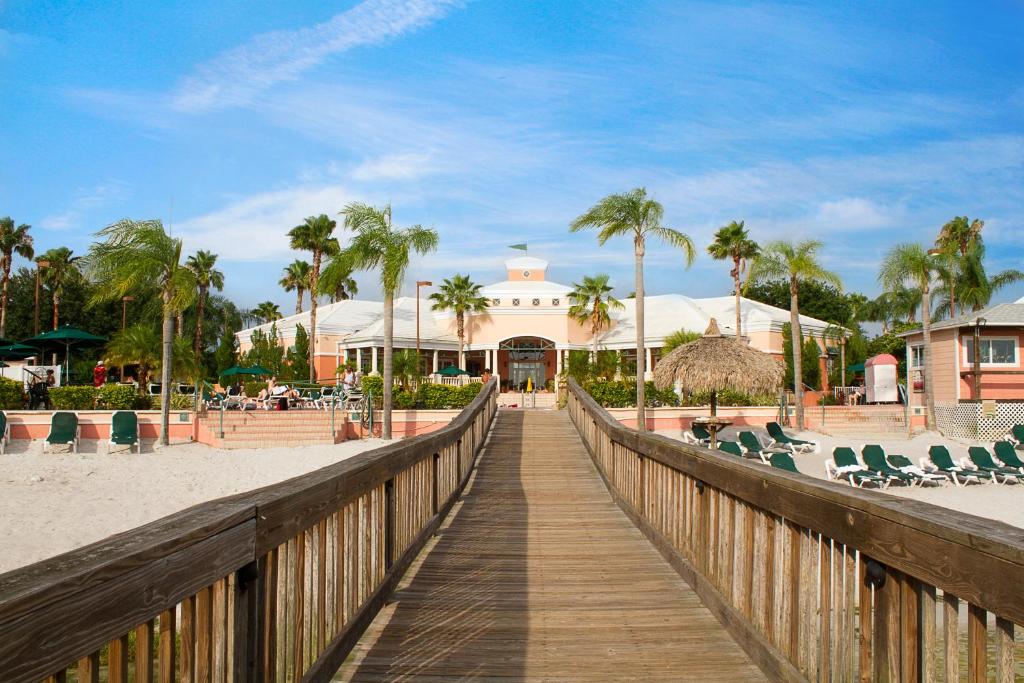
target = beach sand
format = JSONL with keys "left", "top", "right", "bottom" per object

{"left": 0, "top": 437, "right": 390, "bottom": 574}
{"left": 658, "top": 426, "right": 1024, "bottom": 529}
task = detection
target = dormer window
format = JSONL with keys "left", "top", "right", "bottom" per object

{"left": 552, "top": 298, "right": 560, "bottom": 306}
{"left": 512, "top": 298, "right": 520, "bottom": 306}
{"left": 532, "top": 298, "right": 540, "bottom": 306}
{"left": 492, "top": 298, "right": 501, "bottom": 306}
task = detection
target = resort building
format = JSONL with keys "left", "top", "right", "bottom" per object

{"left": 237, "top": 256, "right": 838, "bottom": 388}
{"left": 900, "top": 299, "right": 1024, "bottom": 404}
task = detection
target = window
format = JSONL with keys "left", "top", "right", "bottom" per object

{"left": 910, "top": 345, "right": 925, "bottom": 368}
{"left": 963, "top": 337, "right": 1017, "bottom": 366}
{"left": 552, "top": 298, "right": 560, "bottom": 306}
{"left": 492, "top": 298, "right": 501, "bottom": 306}
{"left": 532, "top": 298, "right": 540, "bottom": 306}
{"left": 512, "top": 298, "right": 520, "bottom": 306}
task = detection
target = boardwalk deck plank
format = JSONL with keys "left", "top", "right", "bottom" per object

{"left": 335, "top": 411, "right": 765, "bottom": 682}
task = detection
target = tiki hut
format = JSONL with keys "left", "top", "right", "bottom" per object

{"left": 654, "top": 318, "right": 784, "bottom": 445}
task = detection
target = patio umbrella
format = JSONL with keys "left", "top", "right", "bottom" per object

{"left": 438, "top": 366, "right": 469, "bottom": 376}
{"left": 22, "top": 325, "right": 107, "bottom": 383}
{"left": 0, "top": 343, "right": 39, "bottom": 360}
{"left": 220, "top": 365, "right": 274, "bottom": 378}
{"left": 653, "top": 318, "right": 784, "bottom": 446}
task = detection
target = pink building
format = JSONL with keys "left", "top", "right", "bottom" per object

{"left": 238, "top": 256, "right": 838, "bottom": 389}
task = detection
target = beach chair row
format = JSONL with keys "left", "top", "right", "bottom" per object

{"left": 210, "top": 386, "right": 363, "bottom": 412}
{"left": 684, "top": 421, "right": 819, "bottom": 454}
{"left": 0, "top": 410, "right": 140, "bottom": 454}
{"left": 825, "top": 442, "right": 1024, "bottom": 488}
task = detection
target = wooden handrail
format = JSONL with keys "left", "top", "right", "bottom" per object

{"left": 0, "top": 379, "right": 498, "bottom": 683}
{"left": 567, "top": 378, "right": 1023, "bottom": 682}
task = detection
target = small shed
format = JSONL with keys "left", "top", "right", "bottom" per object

{"left": 865, "top": 354, "right": 899, "bottom": 403}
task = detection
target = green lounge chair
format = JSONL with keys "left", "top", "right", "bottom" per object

{"left": 684, "top": 423, "right": 712, "bottom": 446}
{"left": 45, "top": 411, "right": 80, "bottom": 453}
{"left": 766, "top": 422, "right": 818, "bottom": 453}
{"left": 1006, "top": 424, "right": 1024, "bottom": 446}
{"left": 769, "top": 452, "right": 801, "bottom": 474}
{"left": 826, "top": 447, "right": 889, "bottom": 488}
{"left": 861, "top": 445, "right": 915, "bottom": 486}
{"left": 109, "top": 410, "right": 140, "bottom": 453}
{"left": 0, "top": 410, "right": 8, "bottom": 454}
{"left": 717, "top": 441, "right": 743, "bottom": 457}
{"left": 887, "top": 454, "right": 947, "bottom": 486}
{"left": 993, "top": 441, "right": 1024, "bottom": 472}
{"left": 966, "top": 446, "right": 1024, "bottom": 484}
{"left": 738, "top": 430, "right": 786, "bottom": 463}
{"left": 922, "top": 445, "right": 983, "bottom": 486}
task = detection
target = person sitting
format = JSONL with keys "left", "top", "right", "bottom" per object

{"left": 481, "top": 367, "right": 493, "bottom": 384}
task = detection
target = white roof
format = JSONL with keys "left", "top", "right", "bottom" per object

{"left": 481, "top": 279, "right": 573, "bottom": 296}
{"left": 505, "top": 256, "right": 548, "bottom": 271}
{"left": 344, "top": 297, "right": 457, "bottom": 344}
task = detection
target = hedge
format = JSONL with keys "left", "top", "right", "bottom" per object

{"left": 96, "top": 384, "right": 138, "bottom": 410}
{"left": 583, "top": 381, "right": 680, "bottom": 408}
{"left": 0, "top": 377, "right": 24, "bottom": 409}
{"left": 356, "top": 377, "right": 481, "bottom": 410}
{"left": 49, "top": 386, "right": 98, "bottom": 410}
{"left": 151, "top": 393, "right": 195, "bottom": 411}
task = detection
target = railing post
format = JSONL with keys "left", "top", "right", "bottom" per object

{"left": 871, "top": 560, "right": 900, "bottom": 682}
{"left": 432, "top": 452, "right": 440, "bottom": 515}
{"left": 385, "top": 478, "right": 396, "bottom": 569}
{"left": 231, "top": 559, "right": 263, "bottom": 683}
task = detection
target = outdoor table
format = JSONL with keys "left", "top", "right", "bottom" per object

{"left": 692, "top": 416, "right": 733, "bottom": 450}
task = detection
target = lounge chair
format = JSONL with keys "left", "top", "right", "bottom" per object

{"left": 921, "top": 445, "right": 983, "bottom": 486}
{"left": 766, "top": 422, "right": 818, "bottom": 453}
{"left": 861, "top": 445, "right": 915, "bottom": 486}
{"left": 717, "top": 441, "right": 744, "bottom": 458}
{"left": 1005, "top": 424, "right": 1024, "bottom": 446}
{"left": 0, "top": 410, "right": 8, "bottom": 454}
{"left": 108, "top": 410, "right": 140, "bottom": 453}
{"left": 769, "top": 451, "right": 801, "bottom": 474}
{"left": 825, "top": 447, "right": 889, "bottom": 488}
{"left": 992, "top": 441, "right": 1024, "bottom": 472}
{"left": 887, "top": 454, "right": 948, "bottom": 486}
{"left": 45, "top": 412, "right": 80, "bottom": 453}
{"left": 683, "top": 423, "right": 712, "bottom": 446}
{"left": 738, "top": 430, "right": 787, "bottom": 463}
{"left": 964, "top": 446, "right": 1024, "bottom": 484}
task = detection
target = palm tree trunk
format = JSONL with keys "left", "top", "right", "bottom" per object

{"left": 922, "top": 287, "right": 937, "bottom": 430}
{"left": 635, "top": 238, "right": 646, "bottom": 432}
{"left": 383, "top": 291, "right": 394, "bottom": 440}
{"left": 296, "top": 287, "right": 304, "bottom": 315}
{"left": 159, "top": 297, "right": 174, "bottom": 447}
{"left": 733, "top": 256, "right": 742, "bottom": 339}
{"left": 0, "top": 260, "right": 9, "bottom": 337}
{"left": 193, "top": 288, "right": 206, "bottom": 357}
{"left": 176, "top": 312, "right": 184, "bottom": 338}
{"left": 309, "top": 252, "right": 320, "bottom": 384}
{"left": 790, "top": 278, "right": 805, "bottom": 431}
{"left": 52, "top": 296, "right": 59, "bottom": 329}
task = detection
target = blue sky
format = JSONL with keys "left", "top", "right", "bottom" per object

{"left": 1, "top": 0, "right": 1022, "bottom": 310}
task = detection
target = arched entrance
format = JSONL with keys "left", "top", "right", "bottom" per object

{"left": 499, "top": 336, "right": 555, "bottom": 391}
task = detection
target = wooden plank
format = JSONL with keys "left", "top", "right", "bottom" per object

{"left": 943, "top": 592, "right": 959, "bottom": 683}
{"left": 181, "top": 594, "right": 196, "bottom": 683}
{"left": 858, "top": 557, "right": 872, "bottom": 683}
{"left": 967, "top": 603, "right": 987, "bottom": 683}
{"left": 873, "top": 566, "right": 900, "bottom": 682}
{"left": 318, "top": 518, "right": 328, "bottom": 656}
{"left": 920, "top": 583, "right": 936, "bottom": 683}
{"left": 994, "top": 616, "right": 1014, "bottom": 683}
{"left": 108, "top": 634, "right": 129, "bottom": 683}
{"left": 820, "top": 537, "right": 832, "bottom": 683}
{"left": 899, "top": 573, "right": 919, "bottom": 682}
{"left": 158, "top": 609, "right": 176, "bottom": 683}
{"left": 211, "top": 579, "right": 227, "bottom": 683}
{"left": 135, "top": 620, "right": 155, "bottom": 683}
{"left": 77, "top": 652, "right": 99, "bottom": 683}
{"left": 195, "top": 586, "right": 213, "bottom": 683}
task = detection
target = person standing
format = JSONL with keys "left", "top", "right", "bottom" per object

{"left": 93, "top": 360, "right": 107, "bottom": 387}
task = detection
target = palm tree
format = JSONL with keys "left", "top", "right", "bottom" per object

{"left": 253, "top": 301, "right": 282, "bottom": 323}
{"left": 87, "top": 219, "right": 195, "bottom": 444}
{"left": 39, "top": 247, "right": 81, "bottom": 329}
{"left": 185, "top": 250, "right": 224, "bottom": 357}
{"left": 662, "top": 328, "right": 701, "bottom": 354}
{"left": 748, "top": 240, "right": 841, "bottom": 430}
{"left": 0, "top": 217, "right": 34, "bottom": 337}
{"left": 429, "top": 274, "right": 489, "bottom": 368}
{"left": 707, "top": 220, "right": 759, "bottom": 339}
{"left": 879, "top": 243, "right": 940, "bottom": 430}
{"left": 326, "top": 272, "right": 358, "bottom": 303}
{"left": 935, "top": 241, "right": 1024, "bottom": 316}
{"left": 288, "top": 215, "right": 340, "bottom": 383}
{"left": 567, "top": 274, "right": 623, "bottom": 360}
{"left": 934, "top": 216, "right": 983, "bottom": 316}
{"left": 392, "top": 349, "right": 422, "bottom": 389}
{"left": 327, "top": 202, "right": 438, "bottom": 440}
{"left": 570, "top": 188, "right": 695, "bottom": 431}
{"left": 105, "top": 324, "right": 161, "bottom": 390}
{"left": 280, "top": 259, "right": 312, "bottom": 314}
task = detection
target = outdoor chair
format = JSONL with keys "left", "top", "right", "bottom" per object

{"left": 316, "top": 386, "right": 337, "bottom": 410}
{"left": 993, "top": 441, "right": 1024, "bottom": 472}
{"left": 887, "top": 454, "right": 947, "bottom": 486}
{"left": 964, "top": 446, "right": 1024, "bottom": 484}
{"left": 44, "top": 411, "right": 80, "bottom": 453}
{"left": 769, "top": 451, "right": 801, "bottom": 474}
{"left": 825, "top": 447, "right": 889, "bottom": 488}
{"left": 766, "top": 422, "right": 818, "bottom": 453}
{"left": 1005, "top": 424, "right": 1024, "bottom": 446}
{"left": 108, "top": 410, "right": 140, "bottom": 453}
{"left": 738, "top": 430, "right": 787, "bottom": 463}
{"left": 860, "top": 445, "right": 915, "bottom": 486}
{"left": 0, "top": 410, "right": 8, "bottom": 454}
{"left": 717, "top": 440, "right": 744, "bottom": 458}
{"left": 921, "top": 445, "right": 983, "bottom": 486}
{"left": 683, "top": 423, "right": 712, "bottom": 446}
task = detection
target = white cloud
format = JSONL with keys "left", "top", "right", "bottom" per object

{"left": 39, "top": 182, "right": 130, "bottom": 231}
{"left": 173, "top": 0, "right": 464, "bottom": 112}
{"left": 351, "top": 152, "right": 435, "bottom": 181}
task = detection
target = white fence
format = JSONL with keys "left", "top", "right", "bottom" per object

{"left": 935, "top": 401, "right": 1024, "bottom": 440}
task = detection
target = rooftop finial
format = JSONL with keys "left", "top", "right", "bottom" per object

{"left": 704, "top": 318, "right": 721, "bottom": 337}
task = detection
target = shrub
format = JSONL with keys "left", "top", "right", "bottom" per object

{"left": 679, "top": 389, "right": 778, "bottom": 407}
{"left": 0, "top": 377, "right": 24, "bottom": 409}
{"left": 243, "top": 381, "right": 264, "bottom": 398}
{"left": 49, "top": 386, "right": 98, "bottom": 410}
{"left": 582, "top": 381, "right": 679, "bottom": 408}
{"left": 415, "top": 383, "right": 457, "bottom": 409}
{"left": 152, "top": 392, "right": 194, "bottom": 411}
{"left": 453, "top": 382, "right": 483, "bottom": 408}
{"left": 393, "top": 389, "right": 416, "bottom": 410}
{"left": 360, "top": 376, "right": 384, "bottom": 408}
{"left": 96, "top": 384, "right": 138, "bottom": 410}
{"left": 132, "top": 393, "right": 154, "bottom": 410}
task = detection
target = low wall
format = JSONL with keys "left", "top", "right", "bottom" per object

{"left": 607, "top": 406, "right": 780, "bottom": 432}
{"left": 3, "top": 410, "right": 196, "bottom": 443}
{"left": 347, "top": 409, "right": 463, "bottom": 439}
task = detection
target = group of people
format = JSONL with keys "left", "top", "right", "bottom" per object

{"left": 221, "top": 367, "right": 361, "bottom": 410}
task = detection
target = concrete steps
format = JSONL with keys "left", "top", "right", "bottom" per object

{"left": 197, "top": 409, "right": 343, "bottom": 448}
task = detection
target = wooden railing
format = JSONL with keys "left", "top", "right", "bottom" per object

{"left": 568, "top": 379, "right": 1024, "bottom": 682}
{"left": 0, "top": 379, "right": 497, "bottom": 683}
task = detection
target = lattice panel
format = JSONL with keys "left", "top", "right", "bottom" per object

{"left": 935, "top": 401, "right": 1024, "bottom": 440}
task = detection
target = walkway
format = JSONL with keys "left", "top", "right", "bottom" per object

{"left": 335, "top": 410, "right": 765, "bottom": 681}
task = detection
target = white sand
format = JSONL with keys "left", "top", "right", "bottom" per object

{"left": 658, "top": 427, "right": 1024, "bottom": 529}
{"left": 0, "top": 438, "right": 390, "bottom": 575}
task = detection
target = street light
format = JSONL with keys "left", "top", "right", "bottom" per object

{"left": 120, "top": 296, "right": 135, "bottom": 382}
{"left": 973, "top": 317, "right": 987, "bottom": 401}
{"left": 33, "top": 259, "right": 50, "bottom": 336}
{"left": 416, "top": 280, "right": 432, "bottom": 375}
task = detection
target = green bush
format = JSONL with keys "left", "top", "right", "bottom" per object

{"left": 0, "top": 377, "right": 24, "bottom": 409}
{"left": 393, "top": 389, "right": 416, "bottom": 409}
{"left": 49, "top": 386, "right": 98, "bottom": 410}
{"left": 454, "top": 382, "right": 483, "bottom": 408}
{"left": 243, "top": 381, "right": 265, "bottom": 398}
{"left": 582, "top": 381, "right": 679, "bottom": 408}
{"left": 679, "top": 389, "right": 778, "bottom": 407}
{"left": 352, "top": 379, "right": 482, "bottom": 410}
{"left": 133, "top": 393, "right": 154, "bottom": 410}
{"left": 96, "top": 384, "right": 138, "bottom": 410}
{"left": 360, "top": 376, "right": 384, "bottom": 408}
{"left": 152, "top": 393, "right": 195, "bottom": 411}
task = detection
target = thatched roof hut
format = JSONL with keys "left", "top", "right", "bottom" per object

{"left": 653, "top": 318, "right": 784, "bottom": 401}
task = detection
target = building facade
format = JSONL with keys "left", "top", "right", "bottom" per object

{"left": 238, "top": 256, "right": 838, "bottom": 388}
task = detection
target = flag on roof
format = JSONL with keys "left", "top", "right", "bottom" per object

{"left": 508, "top": 243, "right": 527, "bottom": 251}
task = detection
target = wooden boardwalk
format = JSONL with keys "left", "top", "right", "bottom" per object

{"left": 335, "top": 410, "right": 765, "bottom": 682}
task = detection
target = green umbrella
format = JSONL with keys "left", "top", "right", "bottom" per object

{"left": 438, "top": 365, "right": 469, "bottom": 376}
{"left": 220, "top": 365, "right": 274, "bottom": 378}
{"left": 847, "top": 362, "right": 865, "bottom": 373}
{"left": 0, "top": 343, "right": 39, "bottom": 360}
{"left": 23, "top": 324, "right": 107, "bottom": 383}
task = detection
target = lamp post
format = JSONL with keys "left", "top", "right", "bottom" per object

{"left": 120, "top": 296, "right": 135, "bottom": 382}
{"left": 973, "top": 317, "right": 987, "bottom": 401}
{"left": 33, "top": 259, "right": 50, "bottom": 336}
{"left": 416, "top": 280, "right": 432, "bottom": 375}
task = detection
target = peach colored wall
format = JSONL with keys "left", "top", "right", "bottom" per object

{"left": 905, "top": 328, "right": 959, "bottom": 405}
{"left": 607, "top": 406, "right": 779, "bottom": 432}
{"left": 956, "top": 328, "right": 1024, "bottom": 400}
{"left": 507, "top": 268, "right": 545, "bottom": 282}
{"left": 468, "top": 313, "right": 580, "bottom": 345}
{"left": 6, "top": 411, "right": 195, "bottom": 442}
